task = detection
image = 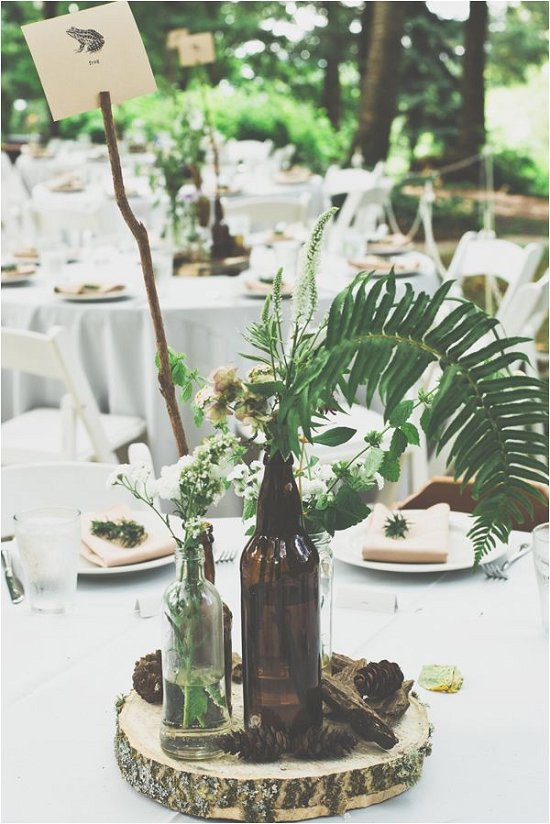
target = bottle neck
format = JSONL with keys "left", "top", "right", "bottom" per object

{"left": 255, "top": 452, "right": 303, "bottom": 535}
{"left": 175, "top": 545, "right": 205, "bottom": 583}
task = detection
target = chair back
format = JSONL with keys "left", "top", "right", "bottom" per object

{"left": 222, "top": 193, "right": 310, "bottom": 232}
{"left": 225, "top": 139, "right": 273, "bottom": 165}
{"left": 447, "top": 231, "right": 542, "bottom": 287}
{"left": 323, "top": 167, "right": 376, "bottom": 197}
{"left": 1, "top": 326, "right": 115, "bottom": 462}
{"left": 497, "top": 272, "right": 549, "bottom": 377}
{"left": 336, "top": 181, "right": 394, "bottom": 237}
{"left": 1, "top": 461, "right": 148, "bottom": 536}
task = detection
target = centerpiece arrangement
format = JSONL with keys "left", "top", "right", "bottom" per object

{"left": 151, "top": 89, "right": 248, "bottom": 276}
{"left": 163, "top": 207, "right": 547, "bottom": 741}
{"left": 105, "top": 184, "right": 547, "bottom": 821}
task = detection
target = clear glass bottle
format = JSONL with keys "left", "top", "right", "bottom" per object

{"left": 240, "top": 452, "right": 322, "bottom": 732}
{"left": 160, "top": 544, "right": 230, "bottom": 760}
{"left": 310, "top": 531, "right": 334, "bottom": 675}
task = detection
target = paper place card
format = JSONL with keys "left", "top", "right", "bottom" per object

{"left": 178, "top": 32, "right": 216, "bottom": 66}
{"left": 22, "top": 1, "right": 156, "bottom": 121}
{"left": 166, "top": 28, "right": 189, "bottom": 49}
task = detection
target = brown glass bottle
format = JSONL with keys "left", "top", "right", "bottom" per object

{"left": 240, "top": 452, "right": 322, "bottom": 731}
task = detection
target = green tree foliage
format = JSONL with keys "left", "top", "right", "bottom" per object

{"left": 1, "top": 1, "right": 547, "bottom": 186}
{"left": 487, "top": 1, "right": 549, "bottom": 87}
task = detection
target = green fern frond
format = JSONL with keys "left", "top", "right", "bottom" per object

{"left": 275, "top": 273, "right": 548, "bottom": 561}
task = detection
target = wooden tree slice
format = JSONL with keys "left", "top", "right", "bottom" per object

{"left": 115, "top": 688, "right": 432, "bottom": 822}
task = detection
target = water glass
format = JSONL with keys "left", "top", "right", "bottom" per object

{"left": 14, "top": 507, "right": 81, "bottom": 614}
{"left": 39, "top": 247, "right": 68, "bottom": 282}
{"left": 532, "top": 523, "right": 549, "bottom": 636}
{"left": 274, "top": 240, "right": 301, "bottom": 279}
{"left": 152, "top": 248, "right": 174, "bottom": 290}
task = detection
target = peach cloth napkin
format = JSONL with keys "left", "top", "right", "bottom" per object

{"left": 81, "top": 504, "right": 176, "bottom": 568}
{"left": 362, "top": 503, "right": 450, "bottom": 563}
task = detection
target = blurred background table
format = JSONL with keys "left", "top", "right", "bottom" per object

{"left": 1, "top": 252, "right": 438, "bottom": 468}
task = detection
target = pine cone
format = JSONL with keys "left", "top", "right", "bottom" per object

{"left": 356, "top": 660, "right": 404, "bottom": 699}
{"left": 132, "top": 650, "right": 163, "bottom": 704}
{"left": 291, "top": 725, "right": 357, "bottom": 760}
{"left": 231, "top": 652, "right": 243, "bottom": 684}
{"left": 220, "top": 726, "right": 289, "bottom": 762}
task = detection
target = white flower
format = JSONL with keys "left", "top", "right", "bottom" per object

{"left": 315, "top": 463, "right": 335, "bottom": 483}
{"left": 300, "top": 477, "right": 328, "bottom": 501}
{"left": 107, "top": 462, "right": 151, "bottom": 488}
{"left": 374, "top": 473, "right": 385, "bottom": 489}
{"left": 152, "top": 463, "right": 183, "bottom": 500}
{"left": 228, "top": 464, "right": 247, "bottom": 482}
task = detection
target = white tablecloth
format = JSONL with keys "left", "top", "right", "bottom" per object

{"left": 2, "top": 516, "right": 547, "bottom": 823}
{"left": 1, "top": 255, "right": 439, "bottom": 469}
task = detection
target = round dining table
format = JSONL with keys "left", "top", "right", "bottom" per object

{"left": 1, "top": 514, "right": 547, "bottom": 823}
{"left": 1, "top": 251, "right": 440, "bottom": 469}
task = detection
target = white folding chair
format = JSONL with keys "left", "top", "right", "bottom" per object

{"left": 309, "top": 401, "right": 429, "bottom": 505}
{"left": 222, "top": 193, "right": 311, "bottom": 232}
{"left": 445, "top": 231, "right": 543, "bottom": 315}
{"left": 224, "top": 139, "right": 274, "bottom": 165}
{"left": 497, "top": 272, "right": 549, "bottom": 378}
{"left": 1, "top": 152, "right": 29, "bottom": 211}
{"left": 323, "top": 166, "right": 378, "bottom": 199}
{"left": 1, "top": 326, "right": 146, "bottom": 465}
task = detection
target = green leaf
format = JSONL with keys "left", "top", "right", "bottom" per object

{"left": 243, "top": 380, "right": 285, "bottom": 397}
{"left": 242, "top": 498, "right": 257, "bottom": 521}
{"left": 184, "top": 686, "right": 208, "bottom": 728}
{"left": 380, "top": 452, "right": 401, "bottom": 482}
{"left": 311, "top": 426, "right": 357, "bottom": 447}
{"left": 400, "top": 422, "right": 420, "bottom": 445}
{"left": 388, "top": 399, "right": 414, "bottom": 427}
{"left": 389, "top": 428, "right": 409, "bottom": 458}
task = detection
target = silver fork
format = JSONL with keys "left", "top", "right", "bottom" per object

{"left": 215, "top": 545, "right": 239, "bottom": 563}
{"left": 482, "top": 542, "right": 531, "bottom": 580}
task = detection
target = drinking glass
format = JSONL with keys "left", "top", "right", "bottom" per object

{"left": 40, "top": 249, "right": 68, "bottom": 283}
{"left": 152, "top": 248, "right": 174, "bottom": 289}
{"left": 532, "top": 523, "right": 549, "bottom": 636}
{"left": 14, "top": 507, "right": 81, "bottom": 614}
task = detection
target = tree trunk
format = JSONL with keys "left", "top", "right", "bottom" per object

{"left": 456, "top": 1, "right": 487, "bottom": 158}
{"left": 357, "top": 1, "right": 374, "bottom": 80}
{"left": 354, "top": 2, "right": 405, "bottom": 166}
{"left": 323, "top": 57, "right": 341, "bottom": 129}
{"left": 321, "top": 2, "right": 341, "bottom": 129}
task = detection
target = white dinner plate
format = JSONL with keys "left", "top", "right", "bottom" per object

{"left": 332, "top": 511, "right": 507, "bottom": 573}
{"left": 1, "top": 265, "right": 36, "bottom": 286}
{"left": 78, "top": 552, "right": 174, "bottom": 576}
{"left": 1, "top": 273, "right": 34, "bottom": 286}
{"left": 55, "top": 288, "right": 131, "bottom": 303}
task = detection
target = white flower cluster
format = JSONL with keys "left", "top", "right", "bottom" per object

{"left": 109, "top": 431, "right": 243, "bottom": 528}
{"left": 229, "top": 460, "right": 264, "bottom": 502}
{"left": 298, "top": 462, "right": 336, "bottom": 503}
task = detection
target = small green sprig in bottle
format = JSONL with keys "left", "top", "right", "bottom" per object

{"left": 384, "top": 513, "right": 411, "bottom": 540}
{"left": 90, "top": 518, "right": 148, "bottom": 548}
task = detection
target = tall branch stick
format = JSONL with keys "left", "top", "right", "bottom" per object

{"left": 99, "top": 90, "right": 189, "bottom": 457}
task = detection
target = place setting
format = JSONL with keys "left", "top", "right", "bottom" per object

{"left": 1, "top": 2, "right": 548, "bottom": 824}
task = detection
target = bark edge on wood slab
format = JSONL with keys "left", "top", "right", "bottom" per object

{"left": 115, "top": 689, "right": 432, "bottom": 822}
